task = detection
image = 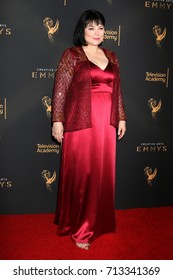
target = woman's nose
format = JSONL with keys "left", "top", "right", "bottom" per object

{"left": 95, "top": 28, "right": 99, "bottom": 35}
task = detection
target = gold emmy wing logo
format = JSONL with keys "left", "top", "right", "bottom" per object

{"left": 148, "top": 98, "right": 162, "bottom": 119}
{"left": 144, "top": 166, "right": 157, "bottom": 187}
{"left": 153, "top": 25, "right": 166, "bottom": 48}
{"left": 43, "top": 17, "right": 59, "bottom": 43}
{"left": 42, "top": 96, "right": 51, "bottom": 117}
{"left": 41, "top": 170, "right": 56, "bottom": 191}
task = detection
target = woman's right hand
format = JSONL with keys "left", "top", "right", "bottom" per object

{"left": 52, "top": 122, "right": 64, "bottom": 143}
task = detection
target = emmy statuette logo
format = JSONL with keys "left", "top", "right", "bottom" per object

{"left": 144, "top": 166, "right": 157, "bottom": 187}
{"left": 148, "top": 98, "right": 162, "bottom": 119}
{"left": 41, "top": 170, "right": 56, "bottom": 191}
{"left": 153, "top": 25, "right": 166, "bottom": 48}
{"left": 42, "top": 96, "right": 51, "bottom": 118}
{"left": 43, "top": 17, "right": 59, "bottom": 44}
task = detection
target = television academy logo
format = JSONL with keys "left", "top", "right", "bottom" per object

{"left": 148, "top": 98, "right": 162, "bottom": 119}
{"left": 37, "top": 143, "right": 60, "bottom": 154}
{"left": 145, "top": 68, "right": 169, "bottom": 87}
{"left": 104, "top": 26, "right": 121, "bottom": 46}
{"left": 0, "top": 98, "right": 7, "bottom": 120}
{"left": 43, "top": 17, "right": 59, "bottom": 44}
{"left": 42, "top": 96, "right": 51, "bottom": 118}
{"left": 153, "top": 25, "right": 166, "bottom": 48}
{"left": 41, "top": 170, "right": 56, "bottom": 191}
{"left": 144, "top": 166, "right": 157, "bottom": 187}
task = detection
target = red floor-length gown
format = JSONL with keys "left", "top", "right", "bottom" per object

{"left": 54, "top": 60, "right": 116, "bottom": 243}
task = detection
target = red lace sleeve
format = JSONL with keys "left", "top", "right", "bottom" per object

{"left": 114, "top": 54, "right": 126, "bottom": 121}
{"left": 51, "top": 48, "right": 74, "bottom": 123}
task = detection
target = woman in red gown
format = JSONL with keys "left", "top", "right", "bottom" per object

{"left": 52, "top": 9, "right": 126, "bottom": 250}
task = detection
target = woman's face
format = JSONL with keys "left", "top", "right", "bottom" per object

{"left": 84, "top": 21, "right": 105, "bottom": 46}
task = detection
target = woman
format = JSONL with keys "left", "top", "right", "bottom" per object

{"left": 52, "top": 9, "right": 126, "bottom": 250}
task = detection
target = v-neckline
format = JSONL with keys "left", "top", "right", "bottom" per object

{"left": 89, "top": 60, "right": 109, "bottom": 71}
{"left": 81, "top": 46, "right": 109, "bottom": 71}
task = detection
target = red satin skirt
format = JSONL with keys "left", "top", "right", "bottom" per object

{"left": 54, "top": 90, "right": 116, "bottom": 243}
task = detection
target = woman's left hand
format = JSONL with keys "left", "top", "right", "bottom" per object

{"left": 117, "top": 120, "right": 126, "bottom": 140}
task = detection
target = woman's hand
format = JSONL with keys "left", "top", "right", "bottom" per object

{"left": 117, "top": 120, "right": 126, "bottom": 140}
{"left": 52, "top": 122, "right": 64, "bottom": 143}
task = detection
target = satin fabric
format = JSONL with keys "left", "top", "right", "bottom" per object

{"left": 54, "top": 61, "right": 116, "bottom": 243}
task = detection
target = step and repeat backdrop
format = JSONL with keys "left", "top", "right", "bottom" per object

{"left": 0, "top": 0, "right": 173, "bottom": 214}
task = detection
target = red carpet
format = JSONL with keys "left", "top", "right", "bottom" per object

{"left": 0, "top": 206, "right": 173, "bottom": 260}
